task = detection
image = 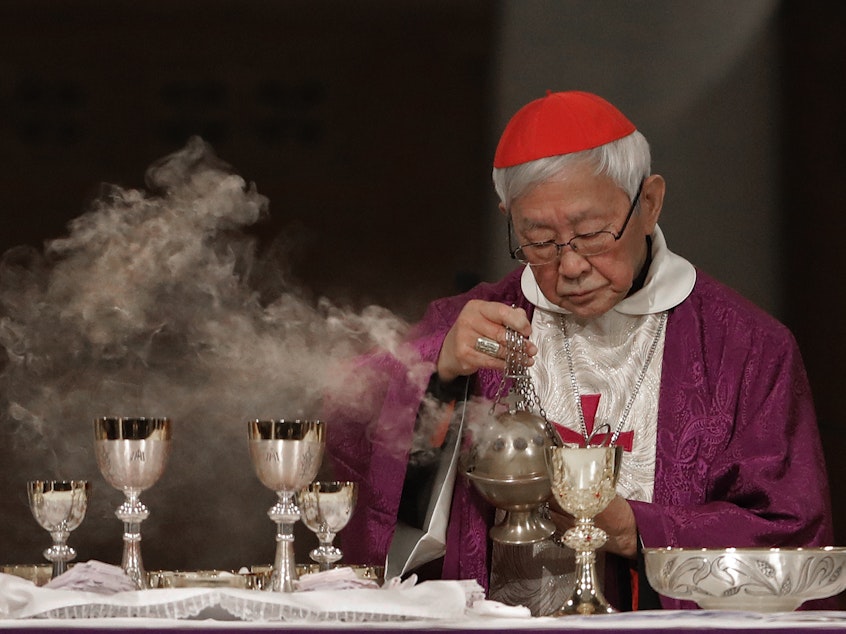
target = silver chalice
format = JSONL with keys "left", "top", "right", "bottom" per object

{"left": 547, "top": 445, "right": 623, "bottom": 615}
{"left": 248, "top": 419, "right": 325, "bottom": 592}
{"left": 94, "top": 417, "right": 172, "bottom": 589}
{"left": 298, "top": 481, "right": 358, "bottom": 571}
{"left": 27, "top": 480, "right": 90, "bottom": 579}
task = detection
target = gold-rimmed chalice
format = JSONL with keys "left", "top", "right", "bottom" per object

{"left": 248, "top": 419, "right": 325, "bottom": 592}
{"left": 27, "top": 480, "right": 90, "bottom": 579}
{"left": 298, "top": 481, "right": 358, "bottom": 571}
{"left": 94, "top": 416, "right": 172, "bottom": 589}
{"left": 547, "top": 445, "right": 623, "bottom": 615}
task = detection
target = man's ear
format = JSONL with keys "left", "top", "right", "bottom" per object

{"left": 639, "top": 174, "right": 665, "bottom": 233}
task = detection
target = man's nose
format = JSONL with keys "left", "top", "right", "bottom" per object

{"left": 557, "top": 247, "right": 591, "bottom": 278}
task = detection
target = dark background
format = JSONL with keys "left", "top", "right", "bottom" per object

{"left": 0, "top": 0, "right": 495, "bottom": 575}
{"left": 0, "top": 0, "right": 844, "bottom": 604}
{"left": 0, "top": 0, "right": 492, "bottom": 316}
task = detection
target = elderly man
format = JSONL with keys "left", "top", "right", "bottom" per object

{"left": 326, "top": 91, "right": 833, "bottom": 613}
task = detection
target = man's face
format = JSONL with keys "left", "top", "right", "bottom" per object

{"left": 507, "top": 163, "right": 662, "bottom": 319}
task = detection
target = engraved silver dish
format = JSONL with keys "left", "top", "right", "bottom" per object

{"left": 643, "top": 546, "right": 846, "bottom": 612}
{"left": 148, "top": 569, "right": 258, "bottom": 589}
{"left": 0, "top": 564, "right": 55, "bottom": 586}
{"left": 249, "top": 563, "right": 384, "bottom": 588}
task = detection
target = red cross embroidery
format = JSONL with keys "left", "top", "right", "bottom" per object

{"left": 552, "top": 393, "right": 634, "bottom": 451}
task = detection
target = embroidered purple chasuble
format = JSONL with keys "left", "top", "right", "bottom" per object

{"left": 325, "top": 267, "right": 833, "bottom": 610}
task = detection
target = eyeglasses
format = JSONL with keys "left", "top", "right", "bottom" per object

{"left": 508, "top": 178, "right": 645, "bottom": 266}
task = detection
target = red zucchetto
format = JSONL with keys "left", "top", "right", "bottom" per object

{"left": 493, "top": 91, "right": 636, "bottom": 168}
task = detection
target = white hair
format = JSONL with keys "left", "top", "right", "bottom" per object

{"left": 492, "top": 130, "right": 652, "bottom": 210}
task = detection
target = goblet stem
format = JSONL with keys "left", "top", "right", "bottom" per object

{"left": 115, "top": 492, "right": 150, "bottom": 590}
{"left": 268, "top": 491, "right": 300, "bottom": 592}
{"left": 310, "top": 529, "right": 342, "bottom": 571}
{"left": 556, "top": 518, "right": 616, "bottom": 615}
{"left": 44, "top": 531, "right": 75, "bottom": 579}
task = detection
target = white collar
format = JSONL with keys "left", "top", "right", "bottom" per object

{"left": 520, "top": 225, "right": 696, "bottom": 316}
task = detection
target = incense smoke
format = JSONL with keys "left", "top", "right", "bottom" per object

{"left": 0, "top": 137, "right": 438, "bottom": 568}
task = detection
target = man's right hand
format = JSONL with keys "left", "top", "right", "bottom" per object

{"left": 436, "top": 300, "right": 536, "bottom": 382}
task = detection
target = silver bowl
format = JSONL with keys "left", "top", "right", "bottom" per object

{"left": 643, "top": 547, "right": 846, "bottom": 612}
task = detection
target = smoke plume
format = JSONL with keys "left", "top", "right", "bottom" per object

{"left": 0, "top": 137, "right": 435, "bottom": 568}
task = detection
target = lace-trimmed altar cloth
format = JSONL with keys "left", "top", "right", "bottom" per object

{"left": 0, "top": 573, "right": 479, "bottom": 622}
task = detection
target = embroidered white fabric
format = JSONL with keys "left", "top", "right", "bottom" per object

{"left": 529, "top": 308, "right": 665, "bottom": 504}
{"left": 0, "top": 573, "right": 481, "bottom": 622}
{"left": 494, "top": 226, "right": 689, "bottom": 613}
{"left": 489, "top": 311, "right": 665, "bottom": 614}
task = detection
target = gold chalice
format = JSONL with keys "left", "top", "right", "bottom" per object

{"left": 547, "top": 445, "right": 622, "bottom": 615}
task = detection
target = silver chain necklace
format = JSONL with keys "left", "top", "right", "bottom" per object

{"left": 560, "top": 311, "right": 667, "bottom": 446}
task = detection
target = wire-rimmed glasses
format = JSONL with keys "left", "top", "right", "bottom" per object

{"left": 508, "top": 178, "right": 644, "bottom": 265}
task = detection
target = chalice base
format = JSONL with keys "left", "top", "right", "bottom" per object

{"left": 270, "top": 537, "right": 297, "bottom": 592}
{"left": 556, "top": 592, "right": 617, "bottom": 616}
{"left": 121, "top": 535, "right": 147, "bottom": 590}
{"left": 555, "top": 523, "right": 617, "bottom": 616}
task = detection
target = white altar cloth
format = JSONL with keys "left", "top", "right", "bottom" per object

{"left": 2, "top": 573, "right": 846, "bottom": 631}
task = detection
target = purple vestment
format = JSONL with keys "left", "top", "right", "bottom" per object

{"left": 326, "top": 267, "right": 834, "bottom": 610}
